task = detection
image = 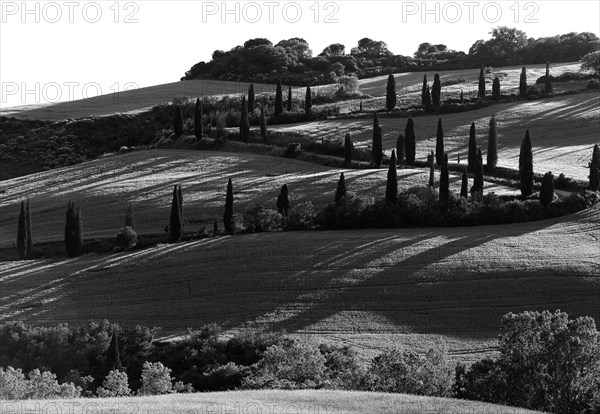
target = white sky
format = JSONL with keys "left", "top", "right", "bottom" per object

{"left": 1, "top": 0, "right": 599, "bottom": 108}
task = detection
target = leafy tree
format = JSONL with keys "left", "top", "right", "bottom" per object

{"left": 335, "top": 173, "right": 346, "bottom": 205}
{"left": 492, "top": 77, "right": 500, "bottom": 102}
{"left": 461, "top": 168, "right": 468, "bottom": 199}
{"left": 372, "top": 112, "right": 382, "bottom": 167}
{"left": 276, "top": 184, "right": 290, "bottom": 217}
{"left": 519, "top": 129, "right": 534, "bottom": 198}
{"left": 305, "top": 86, "right": 312, "bottom": 118}
{"left": 344, "top": 133, "right": 353, "bottom": 165}
{"left": 468, "top": 122, "right": 477, "bottom": 173}
{"left": 173, "top": 105, "right": 183, "bottom": 138}
{"left": 386, "top": 74, "right": 396, "bottom": 111}
{"left": 138, "top": 362, "right": 174, "bottom": 396}
{"left": 223, "top": 178, "right": 234, "bottom": 235}
{"left": 580, "top": 50, "right": 600, "bottom": 74}
{"left": 194, "top": 99, "right": 203, "bottom": 140}
{"left": 435, "top": 118, "right": 444, "bottom": 166}
{"left": 97, "top": 370, "right": 131, "bottom": 397}
{"left": 471, "top": 148, "right": 484, "bottom": 201}
{"left": 248, "top": 84, "right": 255, "bottom": 112}
{"left": 240, "top": 95, "right": 250, "bottom": 142}
{"left": 589, "top": 144, "right": 600, "bottom": 191}
{"left": 439, "top": 153, "right": 449, "bottom": 204}
{"left": 544, "top": 62, "right": 552, "bottom": 93}
{"left": 260, "top": 106, "right": 267, "bottom": 140}
{"left": 169, "top": 185, "right": 183, "bottom": 243}
{"left": 478, "top": 65, "right": 486, "bottom": 99}
{"left": 487, "top": 115, "right": 498, "bottom": 171}
{"left": 421, "top": 74, "right": 428, "bottom": 106}
{"left": 386, "top": 150, "right": 398, "bottom": 203}
{"left": 428, "top": 151, "right": 435, "bottom": 188}
{"left": 275, "top": 80, "right": 284, "bottom": 116}
{"left": 17, "top": 201, "right": 27, "bottom": 260}
{"left": 319, "top": 43, "right": 345, "bottom": 57}
{"left": 405, "top": 117, "right": 416, "bottom": 166}
{"left": 540, "top": 171, "right": 554, "bottom": 207}
{"left": 396, "top": 134, "right": 405, "bottom": 165}
{"left": 287, "top": 85, "right": 292, "bottom": 111}
{"left": 431, "top": 74, "right": 441, "bottom": 108}
{"left": 519, "top": 67, "right": 527, "bottom": 99}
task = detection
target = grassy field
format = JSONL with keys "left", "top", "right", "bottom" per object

{"left": 273, "top": 92, "right": 600, "bottom": 181}
{"left": 14, "top": 390, "right": 544, "bottom": 414}
{"left": 0, "top": 150, "right": 598, "bottom": 361}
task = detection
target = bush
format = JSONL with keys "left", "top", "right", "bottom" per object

{"left": 0, "top": 367, "right": 82, "bottom": 400}
{"left": 138, "top": 362, "right": 174, "bottom": 395}
{"left": 97, "top": 370, "right": 131, "bottom": 397}
{"left": 115, "top": 226, "right": 138, "bottom": 251}
{"left": 588, "top": 79, "right": 600, "bottom": 89}
{"left": 242, "top": 204, "right": 282, "bottom": 233}
{"left": 285, "top": 202, "right": 320, "bottom": 231}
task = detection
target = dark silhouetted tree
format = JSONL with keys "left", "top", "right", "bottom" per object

{"left": 386, "top": 150, "right": 398, "bottom": 203}
{"left": 125, "top": 203, "right": 135, "bottom": 229}
{"left": 492, "top": 77, "right": 500, "bottom": 102}
{"left": 519, "top": 67, "right": 527, "bottom": 99}
{"left": 65, "top": 201, "right": 83, "bottom": 257}
{"left": 17, "top": 201, "right": 27, "bottom": 260}
{"left": 545, "top": 61, "right": 552, "bottom": 93}
{"left": 223, "top": 178, "right": 234, "bottom": 235}
{"left": 439, "top": 153, "right": 449, "bottom": 204}
{"left": 468, "top": 122, "right": 477, "bottom": 173}
{"left": 478, "top": 65, "right": 486, "bottom": 99}
{"left": 105, "top": 332, "right": 122, "bottom": 373}
{"left": 335, "top": 173, "right": 346, "bottom": 205}
{"left": 248, "top": 84, "right": 255, "bottom": 112}
{"left": 305, "top": 86, "right": 312, "bottom": 118}
{"left": 396, "top": 134, "right": 405, "bottom": 165}
{"left": 436, "top": 118, "right": 444, "bottom": 166}
{"left": 169, "top": 185, "right": 183, "bottom": 243}
{"left": 421, "top": 74, "right": 428, "bottom": 106}
{"left": 260, "top": 105, "right": 267, "bottom": 140}
{"left": 405, "top": 117, "right": 416, "bottom": 166}
{"left": 25, "top": 198, "right": 32, "bottom": 255}
{"left": 519, "top": 129, "right": 534, "bottom": 198}
{"left": 424, "top": 85, "right": 432, "bottom": 110}
{"left": 589, "top": 144, "right": 600, "bottom": 191}
{"left": 276, "top": 184, "right": 290, "bottom": 217}
{"left": 213, "top": 218, "right": 218, "bottom": 237}
{"left": 461, "top": 168, "right": 468, "bottom": 199}
{"left": 344, "top": 133, "right": 353, "bottom": 165}
{"left": 275, "top": 80, "right": 284, "bottom": 116}
{"left": 428, "top": 151, "right": 435, "bottom": 188}
{"left": 240, "top": 95, "right": 250, "bottom": 142}
{"left": 386, "top": 74, "right": 396, "bottom": 111}
{"left": 471, "top": 148, "right": 484, "bottom": 201}
{"left": 432, "top": 73, "right": 441, "bottom": 108}
{"left": 287, "top": 85, "right": 292, "bottom": 111}
{"left": 173, "top": 105, "right": 183, "bottom": 138}
{"left": 460, "top": 89, "right": 464, "bottom": 104}
{"left": 372, "top": 112, "right": 383, "bottom": 167}
{"left": 359, "top": 100, "right": 363, "bottom": 112}
{"left": 487, "top": 115, "right": 498, "bottom": 172}
{"left": 540, "top": 171, "right": 554, "bottom": 207}
{"left": 194, "top": 98, "right": 203, "bottom": 140}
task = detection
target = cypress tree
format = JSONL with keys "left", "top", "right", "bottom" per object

{"left": 432, "top": 73, "right": 441, "bottom": 108}
{"left": 248, "top": 84, "right": 255, "bottom": 112}
{"left": 435, "top": 118, "right": 444, "bottom": 166}
{"left": 540, "top": 171, "right": 554, "bottom": 207}
{"left": 372, "top": 112, "right": 383, "bottom": 167}
{"left": 421, "top": 74, "right": 428, "bottom": 106}
{"left": 590, "top": 144, "right": 600, "bottom": 191}
{"left": 25, "top": 198, "right": 32, "bottom": 255}
{"left": 386, "top": 150, "right": 398, "bottom": 203}
{"left": 65, "top": 201, "right": 83, "bottom": 257}
{"left": 519, "top": 129, "right": 534, "bottom": 198}
{"left": 276, "top": 184, "right": 290, "bottom": 217}
{"left": 487, "top": 115, "right": 498, "bottom": 172}
{"left": 240, "top": 95, "right": 250, "bottom": 142}
{"left": 519, "top": 67, "right": 527, "bottom": 99}
{"left": 287, "top": 85, "right": 292, "bottom": 111}
{"left": 177, "top": 185, "right": 183, "bottom": 227}
{"left": 468, "top": 122, "right": 477, "bottom": 173}
{"left": 223, "top": 178, "right": 234, "bottom": 235}
{"left": 545, "top": 62, "right": 552, "bottom": 93}
{"left": 194, "top": 98, "right": 203, "bottom": 140}
{"left": 125, "top": 203, "right": 135, "bottom": 229}
{"left": 460, "top": 89, "right": 464, "bottom": 104}
{"left": 213, "top": 218, "right": 218, "bottom": 237}
{"left": 428, "top": 151, "right": 435, "bottom": 188}
{"left": 170, "top": 185, "right": 183, "bottom": 243}
{"left": 478, "top": 65, "right": 486, "bottom": 99}
{"left": 492, "top": 77, "right": 500, "bottom": 102}
{"left": 344, "top": 133, "right": 353, "bottom": 165}
{"left": 461, "top": 168, "right": 468, "bottom": 199}
{"left": 173, "top": 105, "right": 183, "bottom": 138}
{"left": 471, "top": 148, "right": 484, "bottom": 201}
{"left": 396, "top": 134, "right": 405, "bottom": 165}
{"left": 359, "top": 100, "right": 363, "bottom": 112}
{"left": 17, "top": 201, "right": 27, "bottom": 260}
{"left": 275, "top": 80, "right": 284, "bottom": 116}
{"left": 424, "top": 85, "right": 432, "bottom": 110}
{"left": 105, "top": 332, "right": 123, "bottom": 373}
{"left": 260, "top": 105, "right": 267, "bottom": 140}
{"left": 305, "top": 86, "right": 312, "bottom": 118}
{"left": 405, "top": 116, "right": 416, "bottom": 166}
{"left": 335, "top": 173, "right": 346, "bottom": 205}
{"left": 439, "top": 153, "right": 449, "bottom": 204}
{"left": 386, "top": 74, "right": 396, "bottom": 111}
